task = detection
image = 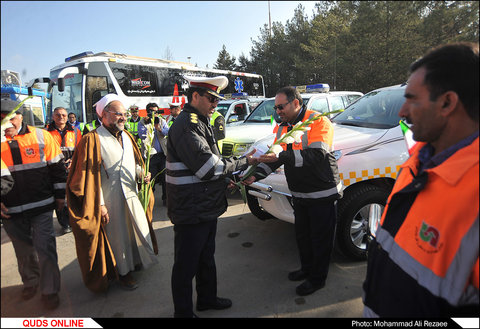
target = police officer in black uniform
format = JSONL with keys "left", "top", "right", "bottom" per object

{"left": 166, "top": 76, "right": 258, "bottom": 318}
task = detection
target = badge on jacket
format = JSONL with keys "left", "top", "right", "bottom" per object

{"left": 190, "top": 113, "right": 198, "bottom": 124}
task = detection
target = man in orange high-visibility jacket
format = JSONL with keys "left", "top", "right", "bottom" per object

{"left": 1, "top": 99, "right": 66, "bottom": 310}
{"left": 363, "top": 43, "right": 479, "bottom": 317}
{"left": 245, "top": 86, "right": 343, "bottom": 296}
{"left": 46, "top": 106, "right": 82, "bottom": 234}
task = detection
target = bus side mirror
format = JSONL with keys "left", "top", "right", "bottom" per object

{"left": 58, "top": 78, "right": 65, "bottom": 92}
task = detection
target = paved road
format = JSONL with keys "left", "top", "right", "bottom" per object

{"left": 1, "top": 189, "right": 367, "bottom": 319}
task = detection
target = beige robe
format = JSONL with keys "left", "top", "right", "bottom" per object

{"left": 67, "top": 128, "right": 157, "bottom": 293}
{"left": 97, "top": 126, "right": 158, "bottom": 275}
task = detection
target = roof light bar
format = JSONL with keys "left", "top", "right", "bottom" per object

{"left": 295, "top": 83, "right": 330, "bottom": 93}
{"left": 65, "top": 51, "right": 94, "bottom": 62}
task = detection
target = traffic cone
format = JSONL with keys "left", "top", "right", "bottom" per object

{"left": 172, "top": 83, "right": 179, "bottom": 104}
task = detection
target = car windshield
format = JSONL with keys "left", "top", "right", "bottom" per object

{"left": 244, "top": 99, "right": 279, "bottom": 123}
{"left": 332, "top": 88, "right": 405, "bottom": 129}
{"left": 215, "top": 103, "right": 230, "bottom": 117}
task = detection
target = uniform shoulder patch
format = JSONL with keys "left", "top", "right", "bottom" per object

{"left": 190, "top": 113, "right": 198, "bottom": 124}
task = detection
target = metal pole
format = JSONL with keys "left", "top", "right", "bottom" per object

{"left": 268, "top": 1, "right": 272, "bottom": 38}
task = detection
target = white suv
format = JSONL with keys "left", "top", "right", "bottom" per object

{"left": 245, "top": 84, "right": 408, "bottom": 260}
{"left": 215, "top": 97, "right": 264, "bottom": 126}
{"left": 221, "top": 86, "right": 363, "bottom": 157}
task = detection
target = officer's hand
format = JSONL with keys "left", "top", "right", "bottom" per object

{"left": 226, "top": 179, "right": 236, "bottom": 190}
{"left": 56, "top": 199, "right": 65, "bottom": 211}
{"left": 244, "top": 149, "right": 258, "bottom": 166}
{"left": 101, "top": 205, "right": 110, "bottom": 225}
{"left": 241, "top": 175, "right": 256, "bottom": 186}
{"left": 1, "top": 202, "right": 10, "bottom": 219}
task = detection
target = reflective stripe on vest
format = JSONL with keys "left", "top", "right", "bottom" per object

{"left": 47, "top": 128, "right": 81, "bottom": 154}
{"left": 86, "top": 121, "right": 97, "bottom": 131}
{"left": 2, "top": 127, "right": 48, "bottom": 172}
{"left": 210, "top": 111, "right": 220, "bottom": 126}
{"left": 165, "top": 157, "right": 224, "bottom": 185}
{"left": 274, "top": 111, "right": 334, "bottom": 154}
{"left": 127, "top": 119, "right": 139, "bottom": 134}
{"left": 377, "top": 138, "right": 479, "bottom": 307}
{"left": 1, "top": 126, "right": 64, "bottom": 214}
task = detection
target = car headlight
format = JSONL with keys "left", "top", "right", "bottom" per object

{"left": 234, "top": 143, "right": 253, "bottom": 156}
{"left": 333, "top": 150, "right": 343, "bottom": 161}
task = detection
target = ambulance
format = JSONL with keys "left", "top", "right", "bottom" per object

{"left": 245, "top": 84, "right": 409, "bottom": 260}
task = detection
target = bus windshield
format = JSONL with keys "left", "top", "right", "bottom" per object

{"left": 49, "top": 71, "right": 83, "bottom": 122}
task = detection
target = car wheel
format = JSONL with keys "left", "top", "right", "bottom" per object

{"left": 336, "top": 184, "right": 390, "bottom": 260}
{"left": 246, "top": 188, "right": 274, "bottom": 220}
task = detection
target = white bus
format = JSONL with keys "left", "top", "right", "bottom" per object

{"left": 35, "top": 51, "right": 265, "bottom": 125}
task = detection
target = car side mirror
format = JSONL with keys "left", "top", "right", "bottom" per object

{"left": 228, "top": 115, "right": 239, "bottom": 123}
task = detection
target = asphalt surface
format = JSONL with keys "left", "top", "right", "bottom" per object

{"left": 1, "top": 188, "right": 367, "bottom": 320}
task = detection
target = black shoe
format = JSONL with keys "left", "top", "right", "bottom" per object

{"left": 197, "top": 297, "right": 232, "bottom": 311}
{"left": 288, "top": 269, "right": 309, "bottom": 281}
{"left": 61, "top": 225, "right": 72, "bottom": 235}
{"left": 41, "top": 293, "right": 60, "bottom": 310}
{"left": 118, "top": 273, "right": 138, "bottom": 290}
{"left": 22, "top": 285, "right": 38, "bottom": 300}
{"left": 296, "top": 280, "right": 325, "bottom": 296}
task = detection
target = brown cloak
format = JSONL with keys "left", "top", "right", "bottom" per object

{"left": 66, "top": 129, "right": 157, "bottom": 293}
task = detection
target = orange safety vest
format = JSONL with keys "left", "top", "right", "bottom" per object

{"left": 46, "top": 123, "right": 82, "bottom": 160}
{"left": 363, "top": 137, "right": 479, "bottom": 316}
{"left": 274, "top": 109, "right": 334, "bottom": 153}
{"left": 1, "top": 125, "right": 66, "bottom": 215}
{"left": 257, "top": 108, "right": 341, "bottom": 200}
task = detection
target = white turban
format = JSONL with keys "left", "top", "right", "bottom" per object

{"left": 93, "top": 94, "right": 123, "bottom": 117}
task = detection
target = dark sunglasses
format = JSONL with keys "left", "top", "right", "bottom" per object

{"left": 273, "top": 100, "right": 292, "bottom": 111}
{"left": 203, "top": 94, "right": 220, "bottom": 104}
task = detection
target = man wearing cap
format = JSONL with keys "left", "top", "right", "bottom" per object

{"left": 126, "top": 105, "right": 141, "bottom": 141}
{"left": 166, "top": 101, "right": 182, "bottom": 127}
{"left": 67, "top": 94, "right": 158, "bottom": 293}
{"left": 138, "top": 102, "right": 169, "bottom": 205}
{"left": 166, "top": 76, "right": 258, "bottom": 318}
{"left": 1, "top": 98, "right": 66, "bottom": 310}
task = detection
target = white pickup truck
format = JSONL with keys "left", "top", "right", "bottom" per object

{"left": 245, "top": 84, "right": 409, "bottom": 260}
{"left": 221, "top": 85, "right": 363, "bottom": 158}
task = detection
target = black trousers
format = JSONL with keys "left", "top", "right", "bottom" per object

{"left": 171, "top": 220, "right": 218, "bottom": 317}
{"left": 149, "top": 152, "right": 166, "bottom": 201}
{"left": 292, "top": 198, "right": 337, "bottom": 285}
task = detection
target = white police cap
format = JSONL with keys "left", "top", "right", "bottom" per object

{"left": 183, "top": 76, "right": 228, "bottom": 100}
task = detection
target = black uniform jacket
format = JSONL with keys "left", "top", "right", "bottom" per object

{"left": 166, "top": 103, "right": 249, "bottom": 224}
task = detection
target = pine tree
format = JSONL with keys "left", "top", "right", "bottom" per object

{"left": 213, "top": 45, "right": 237, "bottom": 70}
